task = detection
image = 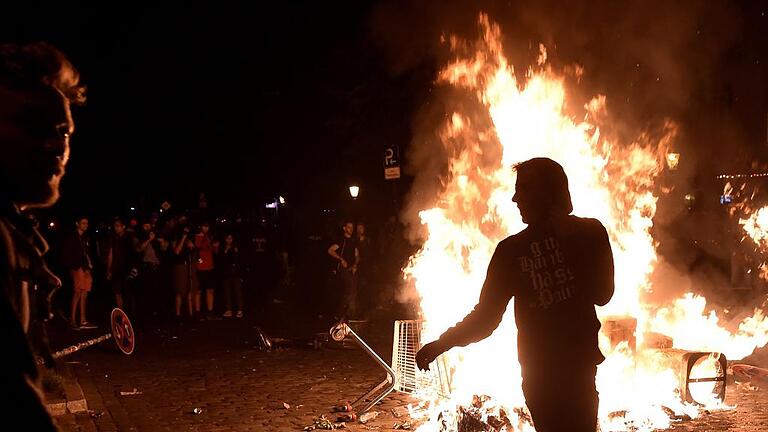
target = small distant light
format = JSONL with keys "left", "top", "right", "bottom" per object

{"left": 349, "top": 185, "right": 360, "bottom": 199}
{"left": 666, "top": 153, "right": 680, "bottom": 170}
{"left": 266, "top": 202, "right": 278, "bottom": 209}
{"left": 159, "top": 209, "right": 164, "bottom": 213}
{"left": 279, "top": 196, "right": 286, "bottom": 205}
{"left": 49, "top": 222, "right": 55, "bottom": 228}
{"left": 684, "top": 194, "right": 695, "bottom": 209}
{"left": 130, "top": 207, "right": 136, "bottom": 211}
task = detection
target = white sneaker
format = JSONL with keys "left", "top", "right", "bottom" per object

{"left": 223, "top": 310, "right": 232, "bottom": 318}
{"left": 235, "top": 310, "right": 243, "bottom": 318}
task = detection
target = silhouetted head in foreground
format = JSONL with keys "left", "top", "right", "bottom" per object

{"left": 0, "top": 42, "right": 85, "bottom": 209}
{"left": 512, "top": 157, "right": 573, "bottom": 224}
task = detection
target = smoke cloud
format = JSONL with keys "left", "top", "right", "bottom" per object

{"left": 371, "top": 1, "right": 765, "bottom": 321}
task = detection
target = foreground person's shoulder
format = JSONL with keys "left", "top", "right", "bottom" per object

{"left": 571, "top": 215, "right": 606, "bottom": 231}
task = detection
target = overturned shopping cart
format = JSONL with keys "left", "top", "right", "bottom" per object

{"left": 329, "top": 319, "right": 451, "bottom": 414}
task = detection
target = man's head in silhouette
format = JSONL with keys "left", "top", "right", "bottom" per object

{"left": 512, "top": 157, "right": 573, "bottom": 224}
{"left": 342, "top": 221, "right": 354, "bottom": 238}
{"left": 0, "top": 43, "right": 85, "bottom": 209}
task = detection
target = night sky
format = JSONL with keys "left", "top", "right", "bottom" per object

{"left": 0, "top": 1, "right": 425, "bottom": 223}
{"left": 1, "top": 1, "right": 767, "bottom": 225}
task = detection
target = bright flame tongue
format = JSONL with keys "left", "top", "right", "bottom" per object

{"left": 406, "top": 14, "right": 768, "bottom": 431}
{"left": 740, "top": 205, "right": 768, "bottom": 282}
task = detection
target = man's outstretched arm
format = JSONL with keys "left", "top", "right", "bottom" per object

{"left": 591, "top": 221, "right": 614, "bottom": 306}
{"left": 416, "top": 244, "right": 512, "bottom": 370}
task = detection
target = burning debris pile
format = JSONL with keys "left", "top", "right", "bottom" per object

{"left": 400, "top": 13, "right": 768, "bottom": 432}
{"left": 453, "top": 395, "right": 529, "bottom": 432}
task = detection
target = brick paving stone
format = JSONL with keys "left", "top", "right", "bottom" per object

{"left": 52, "top": 314, "right": 768, "bottom": 432}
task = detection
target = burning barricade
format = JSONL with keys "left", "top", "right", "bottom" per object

{"left": 393, "top": 12, "right": 768, "bottom": 432}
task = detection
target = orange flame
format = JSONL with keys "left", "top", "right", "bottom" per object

{"left": 741, "top": 206, "right": 768, "bottom": 249}
{"left": 406, "top": 13, "right": 768, "bottom": 431}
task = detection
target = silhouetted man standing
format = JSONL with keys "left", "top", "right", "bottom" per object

{"left": 416, "top": 158, "right": 614, "bottom": 432}
{"left": 327, "top": 221, "right": 359, "bottom": 320}
{"left": 0, "top": 42, "right": 85, "bottom": 430}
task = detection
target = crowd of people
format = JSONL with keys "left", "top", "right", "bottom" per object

{"left": 46, "top": 209, "right": 401, "bottom": 331}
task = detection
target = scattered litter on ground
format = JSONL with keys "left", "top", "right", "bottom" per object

{"left": 303, "top": 415, "right": 347, "bottom": 430}
{"left": 359, "top": 411, "right": 379, "bottom": 424}
{"left": 336, "top": 413, "right": 356, "bottom": 422}
{"left": 732, "top": 364, "right": 768, "bottom": 385}
{"left": 737, "top": 381, "right": 759, "bottom": 391}
{"left": 391, "top": 406, "right": 409, "bottom": 418}
{"left": 332, "top": 401, "right": 352, "bottom": 413}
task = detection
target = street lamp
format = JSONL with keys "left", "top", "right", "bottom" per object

{"left": 666, "top": 152, "right": 680, "bottom": 171}
{"left": 349, "top": 185, "right": 360, "bottom": 199}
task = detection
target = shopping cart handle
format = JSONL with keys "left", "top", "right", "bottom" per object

{"left": 330, "top": 322, "right": 349, "bottom": 342}
{"left": 327, "top": 321, "right": 397, "bottom": 414}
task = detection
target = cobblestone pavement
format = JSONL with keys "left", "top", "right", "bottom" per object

{"left": 50, "top": 308, "right": 768, "bottom": 432}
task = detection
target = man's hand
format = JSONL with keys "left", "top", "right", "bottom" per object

{"left": 416, "top": 341, "right": 445, "bottom": 371}
{"left": 340, "top": 259, "right": 348, "bottom": 269}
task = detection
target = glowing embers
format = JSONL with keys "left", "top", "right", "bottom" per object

{"left": 455, "top": 395, "right": 532, "bottom": 432}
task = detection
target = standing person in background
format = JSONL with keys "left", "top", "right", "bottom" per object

{"left": 219, "top": 233, "right": 244, "bottom": 318}
{"left": 106, "top": 218, "right": 137, "bottom": 313}
{"left": 354, "top": 222, "right": 374, "bottom": 317}
{"left": 172, "top": 224, "right": 197, "bottom": 320}
{"left": 194, "top": 221, "right": 217, "bottom": 319}
{"left": 135, "top": 220, "right": 161, "bottom": 323}
{"left": 327, "top": 220, "right": 358, "bottom": 321}
{"left": 249, "top": 221, "right": 272, "bottom": 313}
{"left": 64, "top": 216, "right": 95, "bottom": 329}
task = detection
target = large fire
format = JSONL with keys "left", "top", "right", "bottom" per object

{"left": 404, "top": 14, "right": 768, "bottom": 431}
{"left": 739, "top": 200, "right": 768, "bottom": 282}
